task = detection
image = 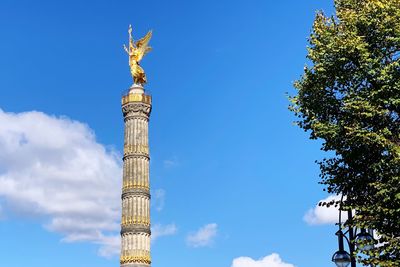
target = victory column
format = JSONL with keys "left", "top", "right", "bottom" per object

{"left": 120, "top": 25, "right": 153, "bottom": 267}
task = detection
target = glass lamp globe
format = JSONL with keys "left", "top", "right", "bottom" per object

{"left": 356, "top": 232, "right": 374, "bottom": 251}
{"left": 332, "top": 250, "right": 351, "bottom": 267}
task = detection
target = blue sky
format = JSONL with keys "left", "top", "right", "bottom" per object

{"left": 0, "top": 1, "right": 341, "bottom": 267}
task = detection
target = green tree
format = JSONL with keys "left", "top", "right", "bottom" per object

{"left": 290, "top": 0, "right": 400, "bottom": 266}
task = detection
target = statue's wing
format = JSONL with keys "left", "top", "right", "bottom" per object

{"left": 136, "top": 30, "right": 152, "bottom": 48}
{"left": 135, "top": 30, "right": 152, "bottom": 61}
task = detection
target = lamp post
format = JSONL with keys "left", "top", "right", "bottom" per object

{"left": 332, "top": 210, "right": 357, "bottom": 267}
{"left": 331, "top": 200, "right": 374, "bottom": 267}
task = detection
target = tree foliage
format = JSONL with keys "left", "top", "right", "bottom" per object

{"left": 290, "top": 0, "right": 400, "bottom": 265}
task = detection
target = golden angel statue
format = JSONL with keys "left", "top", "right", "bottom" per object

{"left": 123, "top": 25, "right": 152, "bottom": 85}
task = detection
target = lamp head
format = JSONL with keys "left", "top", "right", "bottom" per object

{"left": 355, "top": 231, "right": 374, "bottom": 252}
{"left": 332, "top": 250, "right": 351, "bottom": 267}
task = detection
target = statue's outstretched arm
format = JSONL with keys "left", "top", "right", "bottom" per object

{"left": 123, "top": 44, "right": 129, "bottom": 54}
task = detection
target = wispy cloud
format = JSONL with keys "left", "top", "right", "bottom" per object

{"left": 303, "top": 195, "right": 347, "bottom": 225}
{"left": 186, "top": 223, "right": 218, "bottom": 248}
{"left": 163, "top": 157, "right": 179, "bottom": 168}
{"left": 152, "top": 223, "right": 177, "bottom": 242}
{"left": 0, "top": 109, "right": 122, "bottom": 257}
{"left": 95, "top": 234, "right": 120, "bottom": 258}
{"left": 153, "top": 189, "right": 166, "bottom": 211}
{"left": 231, "top": 253, "right": 295, "bottom": 267}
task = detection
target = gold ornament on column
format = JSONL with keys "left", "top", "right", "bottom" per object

{"left": 123, "top": 25, "right": 152, "bottom": 85}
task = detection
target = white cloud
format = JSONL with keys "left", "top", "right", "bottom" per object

{"left": 231, "top": 253, "right": 295, "bottom": 267}
{"left": 151, "top": 223, "right": 177, "bottom": 242}
{"left": 186, "top": 223, "right": 218, "bottom": 248}
{"left": 153, "top": 188, "right": 166, "bottom": 211}
{"left": 303, "top": 195, "right": 347, "bottom": 225}
{"left": 0, "top": 109, "right": 122, "bottom": 257}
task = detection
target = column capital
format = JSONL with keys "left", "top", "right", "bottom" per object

{"left": 122, "top": 93, "right": 152, "bottom": 119}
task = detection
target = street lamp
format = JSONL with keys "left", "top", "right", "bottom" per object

{"left": 332, "top": 230, "right": 351, "bottom": 267}
{"left": 332, "top": 200, "right": 374, "bottom": 267}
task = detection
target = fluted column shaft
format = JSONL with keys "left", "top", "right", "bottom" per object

{"left": 120, "top": 89, "right": 152, "bottom": 267}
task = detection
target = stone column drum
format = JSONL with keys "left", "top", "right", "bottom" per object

{"left": 120, "top": 85, "right": 152, "bottom": 267}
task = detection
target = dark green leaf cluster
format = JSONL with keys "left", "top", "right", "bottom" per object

{"left": 290, "top": 0, "right": 400, "bottom": 265}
